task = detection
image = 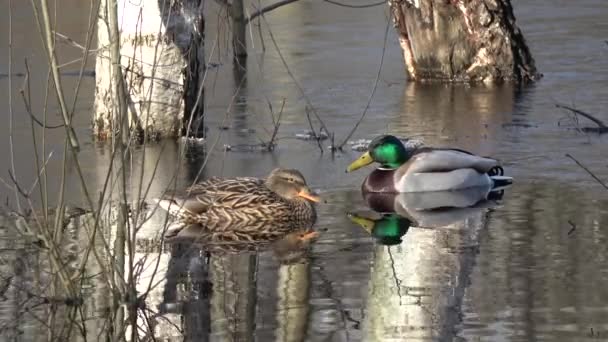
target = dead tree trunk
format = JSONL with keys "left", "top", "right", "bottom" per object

{"left": 95, "top": 0, "right": 205, "bottom": 141}
{"left": 389, "top": 0, "right": 540, "bottom": 83}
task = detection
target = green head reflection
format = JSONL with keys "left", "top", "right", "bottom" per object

{"left": 348, "top": 212, "right": 411, "bottom": 246}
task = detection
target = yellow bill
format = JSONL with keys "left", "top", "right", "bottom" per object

{"left": 346, "top": 151, "right": 374, "bottom": 172}
{"left": 297, "top": 189, "right": 320, "bottom": 202}
{"left": 347, "top": 212, "right": 374, "bottom": 233}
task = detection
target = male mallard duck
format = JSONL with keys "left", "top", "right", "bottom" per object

{"left": 153, "top": 168, "right": 319, "bottom": 241}
{"left": 346, "top": 135, "right": 512, "bottom": 193}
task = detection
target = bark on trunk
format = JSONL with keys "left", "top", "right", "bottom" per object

{"left": 94, "top": 0, "right": 205, "bottom": 141}
{"left": 389, "top": 0, "right": 540, "bottom": 83}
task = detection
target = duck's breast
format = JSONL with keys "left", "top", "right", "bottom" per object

{"left": 362, "top": 169, "right": 399, "bottom": 193}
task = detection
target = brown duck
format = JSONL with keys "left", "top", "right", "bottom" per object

{"left": 153, "top": 168, "right": 319, "bottom": 241}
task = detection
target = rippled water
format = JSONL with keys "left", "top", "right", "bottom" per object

{"left": 1, "top": 0, "right": 608, "bottom": 341}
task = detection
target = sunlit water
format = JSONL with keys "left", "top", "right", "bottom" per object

{"left": 1, "top": 0, "right": 608, "bottom": 341}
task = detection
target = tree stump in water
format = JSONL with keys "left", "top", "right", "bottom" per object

{"left": 94, "top": 0, "right": 205, "bottom": 141}
{"left": 389, "top": 0, "right": 540, "bottom": 83}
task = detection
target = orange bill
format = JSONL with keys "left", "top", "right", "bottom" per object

{"left": 297, "top": 189, "right": 320, "bottom": 202}
{"left": 299, "top": 230, "right": 319, "bottom": 241}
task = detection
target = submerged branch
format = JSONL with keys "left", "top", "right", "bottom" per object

{"left": 556, "top": 104, "right": 608, "bottom": 131}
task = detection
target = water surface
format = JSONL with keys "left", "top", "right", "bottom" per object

{"left": 0, "top": 0, "right": 607, "bottom": 341}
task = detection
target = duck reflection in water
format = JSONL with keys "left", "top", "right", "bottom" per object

{"left": 347, "top": 184, "right": 510, "bottom": 341}
{"left": 350, "top": 183, "right": 508, "bottom": 237}
{"left": 157, "top": 225, "right": 318, "bottom": 341}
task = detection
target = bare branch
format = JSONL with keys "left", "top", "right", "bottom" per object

{"left": 267, "top": 98, "right": 286, "bottom": 150}
{"left": 54, "top": 32, "right": 87, "bottom": 51}
{"left": 305, "top": 106, "right": 324, "bottom": 153}
{"left": 338, "top": 18, "right": 390, "bottom": 149}
{"left": 245, "top": 0, "right": 386, "bottom": 24}
{"left": 565, "top": 153, "right": 608, "bottom": 190}
{"left": 260, "top": 14, "right": 332, "bottom": 144}
{"left": 8, "top": 169, "right": 29, "bottom": 199}
{"left": 323, "top": 0, "right": 386, "bottom": 8}
{"left": 29, "top": 0, "right": 80, "bottom": 150}
{"left": 19, "top": 90, "right": 64, "bottom": 129}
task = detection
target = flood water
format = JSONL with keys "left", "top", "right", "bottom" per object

{"left": 1, "top": 0, "right": 608, "bottom": 341}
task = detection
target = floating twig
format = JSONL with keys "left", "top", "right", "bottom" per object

{"left": 567, "top": 220, "right": 576, "bottom": 236}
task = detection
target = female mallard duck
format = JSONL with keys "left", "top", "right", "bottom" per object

{"left": 153, "top": 168, "right": 319, "bottom": 241}
{"left": 346, "top": 135, "right": 512, "bottom": 193}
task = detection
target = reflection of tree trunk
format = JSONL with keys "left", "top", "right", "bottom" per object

{"left": 363, "top": 214, "right": 486, "bottom": 341}
{"left": 95, "top": 0, "right": 205, "bottom": 140}
{"left": 275, "top": 260, "right": 310, "bottom": 342}
{"left": 232, "top": 0, "right": 248, "bottom": 60}
{"left": 389, "top": 0, "right": 539, "bottom": 83}
{"left": 398, "top": 82, "right": 518, "bottom": 155}
{"left": 158, "top": 242, "right": 212, "bottom": 341}
{"left": 209, "top": 253, "right": 257, "bottom": 341}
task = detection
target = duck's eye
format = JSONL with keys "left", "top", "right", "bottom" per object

{"left": 287, "top": 177, "right": 295, "bottom": 183}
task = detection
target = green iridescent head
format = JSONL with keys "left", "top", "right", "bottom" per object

{"left": 346, "top": 135, "right": 409, "bottom": 172}
{"left": 348, "top": 212, "right": 410, "bottom": 246}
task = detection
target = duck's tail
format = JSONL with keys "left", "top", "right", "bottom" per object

{"left": 150, "top": 198, "right": 189, "bottom": 218}
{"left": 490, "top": 175, "right": 513, "bottom": 191}
{"left": 486, "top": 165, "right": 513, "bottom": 191}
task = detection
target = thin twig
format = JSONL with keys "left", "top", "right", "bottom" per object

{"left": 556, "top": 104, "right": 607, "bottom": 129}
{"left": 214, "top": 0, "right": 230, "bottom": 8}
{"left": 305, "top": 106, "right": 323, "bottom": 153}
{"left": 245, "top": 0, "right": 301, "bottom": 24}
{"left": 8, "top": 0, "right": 21, "bottom": 213}
{"left": 565, "top": 153, "right": 608, "bottom": 190}
{"left": 260, "top": 14, "right": 332, "bottom": 141}
{"left": 267, "top": 98, "right": 286, "bottom": 150}
{"left": 8, "top": 170, "right": 29, "bottom": 199}
{"left": 323, "top": 0, "right": 386, "bottom": 8}
{"left": 30, "top": 0, "right": 80, "bottom": 150}
{"left": 256, "top": 0, "right": 265, "bottom": 51}
{"left": 567, "top": 220, "right": 576, "bottom": 236}
{"left": 19, "top": 90, "right": 64, "bottom": 128}
{"left": 54, "top": 32, "right": 87, "bottom": 51}
{"left": 245, "top": 0, "right": 386, "bottom": 24}
{"left": 338, "top": 17, "right": 390, "bottom": 149}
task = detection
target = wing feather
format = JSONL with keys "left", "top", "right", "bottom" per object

{"left": 406, "top": 148, "right": 498, "bottom": 174}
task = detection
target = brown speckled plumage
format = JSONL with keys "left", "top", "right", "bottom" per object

{"left": 156, "top": 169, "right": 318, "bottom": 241}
